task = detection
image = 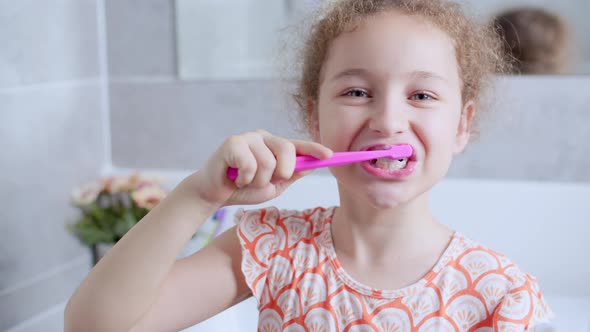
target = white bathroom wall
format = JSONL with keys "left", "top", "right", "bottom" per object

{"left": 0, "top": 0, "right": 107, "bottom": 330}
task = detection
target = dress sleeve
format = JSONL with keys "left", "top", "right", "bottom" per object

{"left": 493, "top": 272, "right": 554, "bottom": 331}
{"left": 235, "top": 207, "right": 281, "bottom": 307}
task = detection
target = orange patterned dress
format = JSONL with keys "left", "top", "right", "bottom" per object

{"left": 235, "top": 206, "right": 553, "bottom": 331}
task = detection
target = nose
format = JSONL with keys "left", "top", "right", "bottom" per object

{"left": 367, "top": 98, "right": 409, "bottom": 136}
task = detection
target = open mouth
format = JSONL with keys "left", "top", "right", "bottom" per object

{"left": 363, "top": 144, "right": 416, "bottom": 174}
{"left": 369, "top": 157, "right": 409, "bottom": 170}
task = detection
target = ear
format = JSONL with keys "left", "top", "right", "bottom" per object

{"left": 306, "top": 99, "right": 321, "bottom": 143}
{"left": 453, "top": 100, "right": 475, "bottom": 154}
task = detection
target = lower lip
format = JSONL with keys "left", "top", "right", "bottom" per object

{"left": 360, "top": 160, "right": 417, "bottom": 179}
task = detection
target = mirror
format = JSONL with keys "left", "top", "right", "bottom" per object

{"left": 459, "top": 0, "right": 590, "bottom": 75}
{"left": 175, "top": 0, "right": 589, "bottom": 80}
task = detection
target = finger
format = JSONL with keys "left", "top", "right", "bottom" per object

{"left": 247, "top": 134, "right": 277, "bottom": 188}
{"left": 224, "top": 136, "right": 257, "bottom": 188}
{"left": 291, "top": 140, "right": 333, "bottom": 159}
{"left": 255, "top": 129, "right": 272, "bottom": 137}
{"left": 263, "top": 136, "right": 296, "bottom": 183}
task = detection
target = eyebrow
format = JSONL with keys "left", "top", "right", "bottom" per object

{"left": 329, "top": 68, "right": 371, "bottom": 82}
{"left": 409, "top": 70, "right": 448, "bottom": 83}
{"left": 328, "top": 68, "right": 448, "bottom": 83}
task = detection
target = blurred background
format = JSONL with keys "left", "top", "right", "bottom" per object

{"left": 1, "top": 0, "right": 590, "bottom": 331}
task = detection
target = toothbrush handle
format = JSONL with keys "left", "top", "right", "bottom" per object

{"left": 294, "top": 145, "right": 412, "bottom": 171}
{"left": 294, "top": 151, "right": 387, "bottom": 171}
{"left": 226, "top": 145, "right": 412, "bottom": 180}
{"left": 226, "top": 152, "right": 379, "bottom": 180}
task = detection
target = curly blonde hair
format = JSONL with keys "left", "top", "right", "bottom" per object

{"left": 291, "top": 0, "right": 509, "bottom": 135}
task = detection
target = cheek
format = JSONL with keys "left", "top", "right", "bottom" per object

{"left": 318, "top": 113, "right": 349, "bottom": 148}
{"left": 317, "top": 102, "right": 357, "bottom": 146}
{"left": 416, "top": 113, "right": 460, "bottom": 152}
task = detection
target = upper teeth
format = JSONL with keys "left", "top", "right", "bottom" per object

{"left": 373, "top": 157, "right": 408, "bottom": 170}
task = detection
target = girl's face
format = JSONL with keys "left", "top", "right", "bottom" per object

{"left": 310, "top": 10, "right": 474, "bottom": 208}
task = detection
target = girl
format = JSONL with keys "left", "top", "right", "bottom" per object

{"left": 65, "top": 0, "right": 553, "bottom": 331}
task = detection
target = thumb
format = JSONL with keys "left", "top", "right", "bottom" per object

{"left": 291, "top": 140, "right": 333, "bottom": 160}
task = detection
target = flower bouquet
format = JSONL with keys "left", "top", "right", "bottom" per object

{"left": 66, "top": 173, "right": 168, "bottom": 264}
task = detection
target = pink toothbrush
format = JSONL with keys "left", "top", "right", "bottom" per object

{"left": 227, "top": 144, "right": 413, "bottom": 180}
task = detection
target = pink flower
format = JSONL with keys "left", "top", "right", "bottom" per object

{"left": 71, "top": 181, "right": 102, "bottom": 206}
{"left": 72, "top": 173, "right": 167, "bottom": 208}
{"left": 102, "top": 176, "right": 132, "bottom": 193}
{"left": 131, "top": 184, "right": 167, "bottom": 209}
{"left": 101, "top": 173, "right": 164, "bottom": 194}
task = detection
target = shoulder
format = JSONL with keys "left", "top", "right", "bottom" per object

{"left": 235, "top": 205, "right": 334, "bottom": 244}
{"left": 233, "top": 206, "right": 335, "bottom": 305}
{"left": 443, "top": 234, "right": 554, "bottom": 330}
{"left": 450, "top": 234, "right": 538, "bottom": 289}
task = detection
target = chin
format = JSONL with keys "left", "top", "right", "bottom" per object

{"left": 364, "top": 189, "right": 411, "bottom": 209}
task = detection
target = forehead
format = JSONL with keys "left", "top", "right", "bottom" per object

{"left": 321, "top": 11, "right": 460, "bottom": 85}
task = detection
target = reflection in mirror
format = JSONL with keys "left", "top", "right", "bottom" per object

{"left": 492, "top": 8, "right": 572, "bottom": 75}
{"left": 175, "top": 0, "right": 589, "bottom": 80}
{"left": 458, "top": 0, "right": 589, "bottom": 75}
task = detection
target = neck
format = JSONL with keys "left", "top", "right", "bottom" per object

{"left": 332, "top": 186, "right": 447, "bottom": 264}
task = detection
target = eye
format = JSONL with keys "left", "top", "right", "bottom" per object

{"left": 410, "top": 92, "right": 435, "bottom": 101}
{"left": 343, "top": 89, "right": 371, "bottom": 98}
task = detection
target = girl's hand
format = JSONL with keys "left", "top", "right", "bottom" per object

{"left": 190, "top": 130, "right": 332, "bottom": 207}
